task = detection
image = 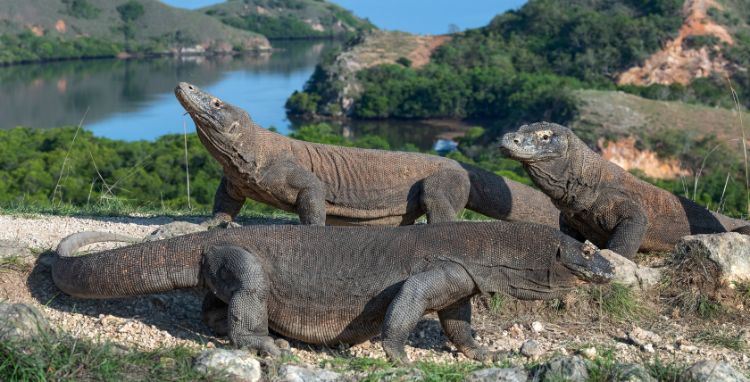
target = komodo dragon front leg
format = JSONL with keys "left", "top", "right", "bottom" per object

{"left": 381, "top": 262, "right": 502, "bottom": 364}
{"left": 259, "top": 160, "right": 326, "bottom": 226}
{"left": 204, "top": 177, "right": 245, "bottom": 228}
{"left": 202, "top": 245, "right": 284, "bottom": 356}
{"left": 582, "top": 196, "right": 649, "bottom": 259}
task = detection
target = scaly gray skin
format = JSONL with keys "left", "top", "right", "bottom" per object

{"left": 52, "top": 222, "right": 612, "bottom": 363}
{"left": 500, "top": 122, "right": 750, "bottom": 258}
{"left": 174, "top": 82, "right": 560, "bottom": 228}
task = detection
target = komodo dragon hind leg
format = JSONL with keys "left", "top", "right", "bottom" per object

{"left": 381, "top": 262, "right": 476, "bottom": 364}
{"left": 421, "top": 170, "right": 470, "bottom": 223}
{"left": 438, "top": 298, "right": 507, "bottom": 362}
{"left": 203, "top": 245, "right": 281, "bottom": 357}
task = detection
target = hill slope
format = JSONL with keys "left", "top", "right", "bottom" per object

{"left": 286, "top": 0, "right": 750, "bottom": 125}
{"left": 202, "top": 0, "right": 374, "bottom": 40}
{"left": 0, "top": 0, "right": 270, "bottom": 64}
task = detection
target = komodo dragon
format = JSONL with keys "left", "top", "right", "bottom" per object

{"left": 499, "top": 122, "right": 750, "bottom": 258}
{"left": 52, "top": 222, "right": 613, "bottom": 363}
{"left": 174, "top": 82, "right": 560, "bottom": 228}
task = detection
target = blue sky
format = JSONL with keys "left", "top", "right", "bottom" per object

{"left": 161, "top": 0, "right": 527, "bottom": 35}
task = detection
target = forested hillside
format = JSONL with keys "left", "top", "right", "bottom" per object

{"left": 288, "top": 0, "right": 750, "bottom": 131}
{"left": 202, "top": 0, "right": 374, "bottom": 39}
{"left": 0, "top": 0, "right": 272, "bottom": 64}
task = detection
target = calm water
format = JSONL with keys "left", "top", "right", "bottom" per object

{"left": 0, "top": 40, "right": 466, "bottom": 150}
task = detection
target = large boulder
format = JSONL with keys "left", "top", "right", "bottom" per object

{"left": 600, "top": 249, "right": 661, "bottom": 289}
{"left": 193, "top": 349, "right": 261, "bottom": 382}
{"left": 531, "top": 356, "right": 588, "bottom": 382}
{"left": 675, "top": 233, "right": 750, "bottom": 284}
{"left": 682, "top": 360, "right": 748, "bottom": 382}
{"left": 0, "top": 302, "right": 50, "bottom": 342}
{"left": 277, "top": 364, "right": 342, "bottom": 382}
{"left": 0, "top": 240, "right": 35, "bottom": 266}
{"left": 466, "top": 367, "right": 528, "bottom": 382}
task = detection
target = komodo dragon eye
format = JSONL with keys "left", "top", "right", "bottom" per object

{"left": 212, "top": 99, "right": 223, "bottom": 108}
{"left": 542, "top": 134, "right": 550, "bottom": 141}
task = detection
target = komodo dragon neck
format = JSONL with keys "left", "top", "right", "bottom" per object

{"left": 197, "top": 120, "right": 266, "bottom": 180}
{"left": 525, "top": 142, "right": 604, "bottom": 212}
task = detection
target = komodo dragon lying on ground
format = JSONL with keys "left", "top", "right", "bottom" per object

{"left": 52, "top": 222, "right": 613, "bottom": 363}
{"left": 500, "top": 122, "right": 750, "bottom": 258}
{"left": 174, "top": 82, "right": 560, "bottom": 228}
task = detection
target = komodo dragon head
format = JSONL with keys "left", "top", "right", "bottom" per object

{"left": 498, "top": 121, "right": 573, "bottom": 162}
{"left": 175, "top": 82, "right": 251, "bottom": 167}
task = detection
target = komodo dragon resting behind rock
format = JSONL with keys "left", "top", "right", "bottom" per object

{"left": 174, "top": 82, "right": 560, "bottom": 228}
{"left": 52, "top": 222, "right": 613, "bottom": 363}
{"left": 499, "top": 122, "right": 750, "bottom": 259}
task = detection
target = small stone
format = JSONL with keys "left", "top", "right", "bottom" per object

{"left": 679, "top": 344, "right": 698, "bottom": 353}
{"left": 278, "top": 364, "right": 341, "bottom": 382}
{"left": 520, "top": 340, "right": 543, "bottom": 359}
{"left": 642, "top": 344, "right": 655, "bottom": 353}
{"left": 532, "top": 356, "right": 588, "bottom": 382}
{"left": 206, "top": 342, "right": 215, "bottom": 349}
{"left": 627, "top": 326, "right": 661, "bottom": 350}
{"left": 466, "top": 367, "right": 528, "bottom": 382}
{"left": 509, "top": 324, "right": 524, "bottom": 339}
{"left": 682, "top": 360, "right": 749, "bottom": 382}
{"left": 194, "top": 349, "right": 261, "bottom": 382}
{"left": 530, "top": 321, "right": 544, "bottom": 333}
{"left": 0, "top": 302, "right": 50, "bottom": 342}
{"left": 580, "top": 346, "right": 597, "bottom": 360}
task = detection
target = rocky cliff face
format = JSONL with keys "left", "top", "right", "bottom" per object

{"left": 315, "top": 31, "right": 450, "bottom": 115}
{"left": 600, "top": 137, "right": 689, "bottom": 179}
{"left": 617, "top": 0, "right": 734, "bottom": 86}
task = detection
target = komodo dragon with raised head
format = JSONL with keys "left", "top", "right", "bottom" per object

{"left": 174, "top": 82, "right": 560, "bottom": 228}
{"left": 499, "top": 122, "right": 750, "bottom": 259}
{"left": 52, "top": 222, "right": 613, "bottom": 363}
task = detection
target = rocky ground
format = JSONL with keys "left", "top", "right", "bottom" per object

{"left": 2, "top": 214, "right": 750, "bottom": 381}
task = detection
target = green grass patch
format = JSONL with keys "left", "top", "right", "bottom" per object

{"left": 589, "top": 283, "right": 646, "bottom": 321}
{"left": 0, "top": 334, "right": 220, "bottom": 381}
{"left": 694, "top": 331, "right": 746, "bottom": 352}
{"left": 415, "top": 361, "right": 483, "bottom": 382}
{"left": 488, "top": 293, "right": 506, "bottom": 315}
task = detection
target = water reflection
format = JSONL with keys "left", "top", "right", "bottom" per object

{"left": 0, "top": 40, "right": 467, "bottom": 149}
{"left": 0, "top": 40, "right": 334, "bottom": 139}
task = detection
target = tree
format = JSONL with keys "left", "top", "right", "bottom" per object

{"left": 117, "top": 0, "right": 145, "bottom": 49}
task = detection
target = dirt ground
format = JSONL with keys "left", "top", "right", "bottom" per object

{"left": 1, "top": 214, "right": 749, "bottom": 372}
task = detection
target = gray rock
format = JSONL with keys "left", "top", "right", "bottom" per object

{"left": 675, "top": 233, "right": 750, "bottom": 284}
{"left": 278, "top": 364, "right": 342, "bottom": 382}
{"left": 466, "top": 367, "right": 528, "bottom": 382}
{"left": 682, "top": 360, "right": 748, "bottom": 382}
{"left": 0, "top": 302, "right": 50, "bottom": 342}
{"left": 612, "top": 363, "right": 656, "bottom": 382}
{"left": 600, "top": 249, "right": 661, "bottom": 289}
{"left": 520, "top": 339, "right": 543, "bottom": 359}
{"left": 193, "top": 349, "right": 261, "bottom": 382}
{"left": 0, "top": 240, "right": 35, "bottom": 265}
{"left": 532, "top": 356, "right": 588, "bottom": 382}
{"left": 372, "top": 367, "right": 425, "bottom": 382}
{"left": 627, "top": 326, "right": 661, "bottom": 350}
{"left": 144, "top": 222, "right": 207, "bottom": 242}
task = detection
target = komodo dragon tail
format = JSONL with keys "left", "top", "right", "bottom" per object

{"left": 462, "top": 163, "right": 561, "bottom": 229}
{"left": 53, "top": 232, "right": 204, "bottom": 299}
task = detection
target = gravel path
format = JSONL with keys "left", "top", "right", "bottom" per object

{"left": 2, "top": 214, "right": 749, "bottom": 371}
